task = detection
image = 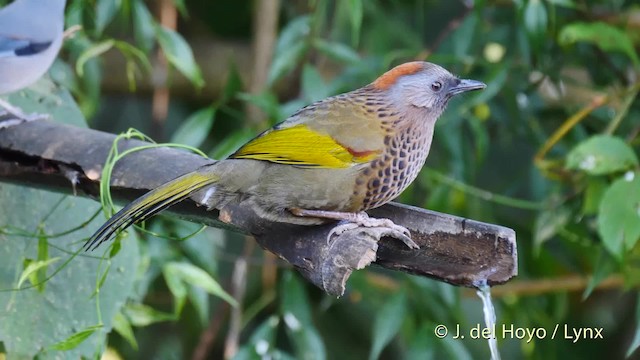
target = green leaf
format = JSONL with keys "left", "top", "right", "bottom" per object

{"left": 0, "top": 82, "right": 140, "bottom": 358}
{"left": 123, "top": 303, "right": 176, "bottom": 327}
{"left": 112, "top": 311, "right": 138, "bottom": 350}
{"left": 440, "top": 335, "right": 473, "bottom": 360}
{"left": 467, "top": 114, "right": 489, "bottom": 164}
{"left": 233, "top": 316, "right": 280, "bottom": 360}
{"left": 523, "top": 0, "right": 548, "bottom": 44}
{"left": 163, "top": 260, "right": 188, "bottom": 316}
{"left": 219, "top": 63, "right": 244, "bottom": 104}
{"left": 302, "top": 64, "right": 329, "bottom": 102}
{"left": 347, "top": 0, "right": 363, "bottom": 46}
{"left": 90, "top": 263, "right": 111, "bottom": 299}
{"left": 49, "top": 325, "right": 103, "bottom": 351}
{"left": 156, "top": 26, "right": 205, "bottom": 88}
{"left": 280, "top": 272, "right": 312, "bottom": 325}
{"left": 76, "top": 40, "right": 115, "bottom": 77}
{"left": 163, "top": 262, "right": 237, "bottom": 307}
{"left": 132, "top": 0, "right": 157, "bottom": 53}
{"left": 583, "top": 248, "right": 617, "bottom": 299}
{"left": 33, "top": 229, "right": 50, "bottom": 292}
{"left": 280, "top": 272, "right": 326, "bottom": 360}
{"left": 285, "top": 322, "right": 326, "bottom": 360}
{"left": 171, "top": 106, "right": 216, "bottom": 148}
{"left": 582, "top": 177, "right": 608, "bottom": 215}
{"left": 188, "top": 285, "right": 209, "bottom": 327}
{"left": 559, "top": 22, "right": 640, "bottom": 67}
{"left": 313, "top": 39, "right": 361, "bottom": 64}
{"left": 95, "top": 0, "right": 121, "bottom": 35}
{"left": 533, "top": 206, "right": 572, "bottom": 251}
{"left": 267, "top": 41, "right": 308, "bottom": 86}
{"left": 209, "top": 129, "right": 255, "bottom": 160}
{"left": 112, "top": 40, "right": 154, "bottom": 91}
{"left": 567, "top": 135, "right": 639, "bottom": 175}
{"left": 237, "top": 91, "right": 283, "bottom": 122}
{"left": 369, "top": 291, "right": 407, "bottom": 360}
{"left": 405, "top": 324, "right": 435, "bottom": 360}
{"left": 267, "top": 15, "right": 312, "bottom": 86}
{"left": 451, "top": 14, "right": 478, "bottom": 58}
{"left": 274, "top": 15, "right": 311, "bottom": 54}
{"left": 597, "top": 174, "right": 640, "bottom": 260}
{"left": 17, "top": 257, "right": 61, "bottom": 288}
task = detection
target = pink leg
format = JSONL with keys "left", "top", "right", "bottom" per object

{"left": 0, "top": 98, "right": 49, "bottom": 124}
{"left": 290, "top": 208, "right": 367, "bottom": 222}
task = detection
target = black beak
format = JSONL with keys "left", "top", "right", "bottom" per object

{"left": 447, "top": 79, "right": 486, "bottom": 96}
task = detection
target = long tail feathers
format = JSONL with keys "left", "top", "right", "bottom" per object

{"left": 85, "top": 171, "right": 218, "bottom": 251}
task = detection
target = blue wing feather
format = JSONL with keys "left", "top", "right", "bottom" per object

{"left": 0, "top": 36, "right": 52, "bottom": 58}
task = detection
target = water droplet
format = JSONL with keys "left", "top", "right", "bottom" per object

{"left": 579, "top": 155, "right": 596, "bottom": 170}
{"left": 255, "top": 339, "right": 269, "bottom": 355}
{"left": 624, "top": 171, "right": 635, "bottom": 182}
{"left": 283, "top": 312, "right": 301, "bottom": 331}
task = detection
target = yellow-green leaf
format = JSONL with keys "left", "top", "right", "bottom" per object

{"left": 559, "top": 22, "right": 640, "bottom": 66}
{"left": 17, "top": 258, "right": 60, "bottom": 288}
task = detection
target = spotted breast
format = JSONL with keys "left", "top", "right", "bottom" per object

{"left": 350, "top": 85, "right": 436, "bottom": 211}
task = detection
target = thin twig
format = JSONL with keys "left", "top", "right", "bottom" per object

{"left": 191, "top": 300, "right": 230, "bottom": 360}
{"left": 223, "top": 239, "right": 254, "bottom": 359}
{"left": 151, "top": 0, "right": 177, "bottom": 141}
{"left": 247, "top": 0, "right": 282, "bottom": 291}
{"left": 247, "top": 0, "right": 281, "bottom": 129}
{"left": 605, "top": 84, "right": 640, "bottom": 135}
{"left": 535, "top": 94, "right": 608, "bottom": 164}
{"left": 424, "top": 169, "right": 546, "bottom": 210}
{"left": 628, "top": 124, "right": 640, "bottom": 144}
{"left": 63, "top": 25, "right": 82, "bottom": 40}
{"left": 464, "top": 274, "right": 629, "bottom": 298}
{"left": 365, "top": 272, "right": 631, "bottom": 298}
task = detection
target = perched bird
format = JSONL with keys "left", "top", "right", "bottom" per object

{"left": 86, "top": 61, "right": 485, "bottom": 250}
{"left": 0, "top": 0, "right": 67, "bottom": 121}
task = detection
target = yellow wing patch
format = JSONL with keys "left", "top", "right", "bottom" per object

{"left": 231, "top": 124, "right": 379, "bottom": 168}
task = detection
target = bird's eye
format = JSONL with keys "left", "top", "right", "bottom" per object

{"left": 431, "top": 81, "right": 443, "bottom": 92}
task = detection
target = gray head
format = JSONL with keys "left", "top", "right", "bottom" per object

{"left": 0, "top": 0, "right": 67, "bottom": 24}
{"left": 373, "top": 61, "right": 486, "bottom": 119}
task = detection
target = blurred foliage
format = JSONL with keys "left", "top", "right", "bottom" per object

{"left": 1, "top": 0, "right": 640, "bottom": 359}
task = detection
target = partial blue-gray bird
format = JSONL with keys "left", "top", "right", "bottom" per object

{"left": 0, "top": 0, "right": 67, "bottom": 121}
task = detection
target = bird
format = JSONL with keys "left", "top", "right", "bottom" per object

{"left": 0, "top": 0, "right": 67, "bottom": 121}
{"left": 85, "top": 61, "right": 486, "bottom": 251}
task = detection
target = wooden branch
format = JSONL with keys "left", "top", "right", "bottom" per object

{"left": 0, "top": 119, "right": 518, "bottom": 296}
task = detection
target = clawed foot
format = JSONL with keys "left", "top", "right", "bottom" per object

{"left": 290, "top": 208, "right": 420, "bottom": 249}
{"left": 0, "top": 112, "right": 48, "bottom": 129}
{"left": 0, "top": 98, "right": 49, "bottom": 128}
{"left": 327, "top": 212, "right": 419, "bottom": 249}
{"left": 0, "top": 115, "right": 48, "bottom": 129}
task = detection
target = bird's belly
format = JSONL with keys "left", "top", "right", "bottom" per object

{"left": 251, "top": 165, "right": 361, "bottom": 211}
{"left": 0, "top": 37, "right": 62, "bottom": 94}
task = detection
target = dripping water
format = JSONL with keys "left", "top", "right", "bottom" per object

{"left": 476, "top": 281, "right": 500, "bottom": 360}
